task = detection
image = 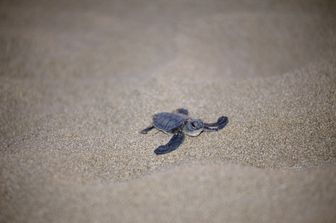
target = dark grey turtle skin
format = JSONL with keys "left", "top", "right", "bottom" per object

{"left": 140, "top": 108, "right": 228, "bottom": 155}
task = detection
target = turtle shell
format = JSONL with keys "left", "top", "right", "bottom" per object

{"left": 153, "top": 112, "right": 187, "bottom": 133}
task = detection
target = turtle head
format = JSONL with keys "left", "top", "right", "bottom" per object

{"left": 184, "top": 119, "right": 204, "bottom": 136}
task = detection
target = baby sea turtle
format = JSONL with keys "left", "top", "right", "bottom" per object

{"left": 140, "top": 108, "right": 228, "bottom": 155}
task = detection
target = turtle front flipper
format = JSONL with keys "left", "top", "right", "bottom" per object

{"left": 176, "top": 108, "right": 189, "bottom": 116}
{"left": 204, "top": 116, "right": 228, "bottom": 131}
{"left": 140, "top": 125, "right": 155, "bottom": 134}
{"left": 154, "top": 131, "right": 185, "bottom": 155}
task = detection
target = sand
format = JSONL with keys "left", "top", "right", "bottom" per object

{"left": 0, "top": 0, "right": 336, "bottom": 222}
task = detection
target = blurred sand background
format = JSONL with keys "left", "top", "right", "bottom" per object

{"left": 0, "top": 0, "right": 336, "bottom": 222}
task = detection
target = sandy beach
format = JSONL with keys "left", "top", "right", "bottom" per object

{"left": 1, "top": 0, "right": 336, "bottom": 222}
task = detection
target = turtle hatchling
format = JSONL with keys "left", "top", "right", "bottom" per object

{"left": 140, "top": 108, "right": 228, "bottom": 155}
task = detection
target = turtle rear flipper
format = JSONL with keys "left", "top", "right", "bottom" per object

{"left": 154, "top": 131, "right": 185, "bottom": 155}
{"left": 140, "top": 125, "right": 155, "bottom": 134}
{"left": 204, "top": 116, "right": 228, "bottom": 131}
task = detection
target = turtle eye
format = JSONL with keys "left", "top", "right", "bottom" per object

{"left": 191, "top": 122, "right": 196, "bottom": 128}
